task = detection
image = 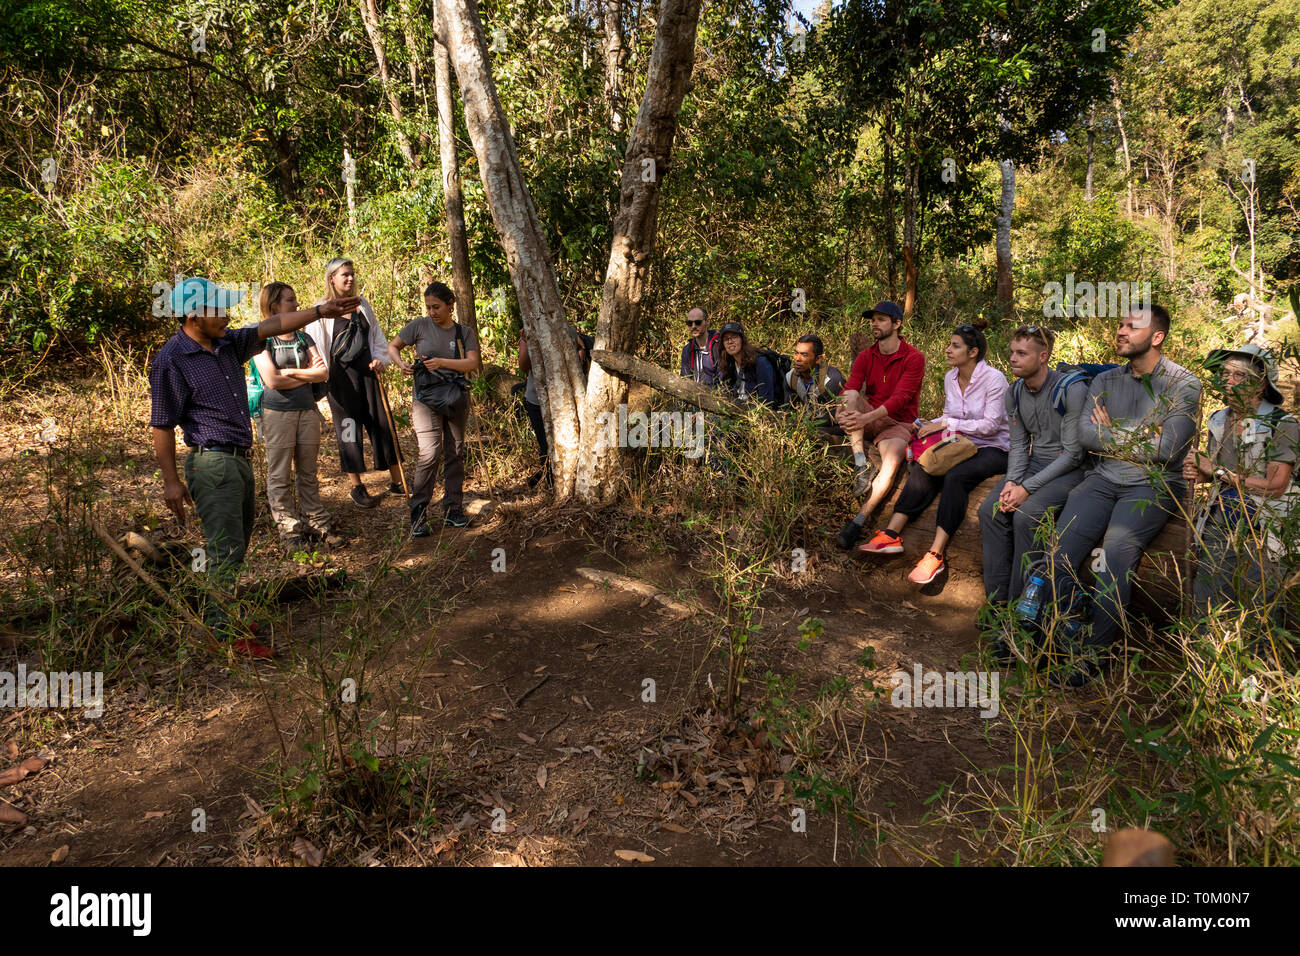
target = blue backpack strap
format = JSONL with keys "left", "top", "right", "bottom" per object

{"left": 1050, "top": 370, "right": 1085, "bottom": 416}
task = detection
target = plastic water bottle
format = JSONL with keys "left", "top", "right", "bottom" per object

{"left": 1016, "top": 575, "right": 1046, "bottom": 623}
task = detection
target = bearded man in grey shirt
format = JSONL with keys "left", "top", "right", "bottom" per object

{"left": 979, "top": 325, "right": 1088, "bottom": 616}
{"left": 1041, "top": 305, "right": 1202, "bottom": 687}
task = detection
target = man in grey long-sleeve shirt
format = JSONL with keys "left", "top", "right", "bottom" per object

{"left": 979, "top": 326, "right": 1087, "bottom": 608}
{"left": 1043, "top": 305, "right": 1203, "bottom": 686}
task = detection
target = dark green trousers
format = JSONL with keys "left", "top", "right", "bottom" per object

{"left": 184, "top": 449, "right": 255, "bottom": 633}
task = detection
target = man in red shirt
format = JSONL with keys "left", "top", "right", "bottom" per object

{"left": 834, "top": 301, "right": 926, "bottom": 550}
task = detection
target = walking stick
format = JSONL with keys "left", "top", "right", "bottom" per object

{"left": 376, "top": 369, "right": 409, "bottom": 497}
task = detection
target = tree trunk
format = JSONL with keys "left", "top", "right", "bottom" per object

{"left": 603, "top": 0, "right": 628, "bottom": 134}
{"left": 434, "top": 28, "right": 478, "bottom": 343}
{"left": 996, "top": 159, "right": 1015, "bottom": 309}
{"left": 901, "top": 153, "right": 919, "bottom": 318}
{"left": 576, "top": 0, "right": 703, "bottom": 504}
{"left": 437, "top": 0, "right": 583, "bottom": 497}
{"left": 1113, "top": 81, "right": 1132, "bottom": 217}
{"left": 881, "top": 104, "right": 899, "bottom": 299}
{"left": 400, "top": 0, "right": 433, "bottom": 154}
{"left": 358, "top": 0, "right": 418, "bottom": 168}
{"left": 1084, "top": 102, "right": 1096, "bottom": 202}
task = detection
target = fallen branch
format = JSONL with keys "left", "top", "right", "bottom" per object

{"left": 576, "top": 566, "right": 697, "bottom": 617}
{"left": 590, "top": 349, "right": 740, "bottom": 416}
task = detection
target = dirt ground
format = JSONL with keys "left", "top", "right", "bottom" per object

{"left": 0, "top": 398, "right": 1099, "bottom": 867}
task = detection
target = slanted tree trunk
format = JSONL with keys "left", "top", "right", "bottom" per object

{"left": 996, "top": 158, "right": 1015, "bottom": 308}
{"left": 437, "top": 0, "right": 584, "bottom": 497}
{"left": 575, "top": 0, "right": 703, "bottom": 504}
{"left": 358, "top": 0, "right": 418, "bottom": 168}
{"left": 433, "top": 23, "right": 478, "bottom": 342}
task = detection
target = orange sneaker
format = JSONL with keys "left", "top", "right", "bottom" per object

{"left": 908, "top": 550, "right": 945, "bottom": 584}
{"left": 858, "top": 530, "right": 904, "bottom": 555}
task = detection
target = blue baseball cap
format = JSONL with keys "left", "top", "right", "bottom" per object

{"left": 867, "top": 300, "right": 904, "bottom": 322}
{"left": 169, "top": 277, "right": 245, "bottom": 318}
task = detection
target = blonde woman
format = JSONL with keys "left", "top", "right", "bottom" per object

{"left": 254, "top": 283, "right": 344, "bottom": 549}
{"left": 305, "top": 258, "right": 404, "bottom": 507}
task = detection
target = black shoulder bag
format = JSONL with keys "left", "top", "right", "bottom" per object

{"left": 330, "top": 310, "right": 371, "bottom": 370}
{"left": 414, "top": 323, "right": 470, "bottom": 418}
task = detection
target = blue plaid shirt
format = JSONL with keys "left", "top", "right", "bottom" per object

{"left": 149, "top": 325, "right": 265, "bottom": 448}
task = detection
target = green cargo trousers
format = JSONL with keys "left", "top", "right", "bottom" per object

{"left": 184, "top": 448, "right": 255, "bottom": 632}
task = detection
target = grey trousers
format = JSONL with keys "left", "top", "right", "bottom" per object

{"left": 410, "top": 397, "right": 467, "bottom": 517}
{"left": 1044, "top": 472, "right": 1179, "bottom": 648}
{"left": 978, "top": 468, "right": 1085, "bottom": 603}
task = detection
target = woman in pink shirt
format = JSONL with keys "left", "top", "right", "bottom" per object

{"left": 858, "top": 324, "right": 1010, "bottom": 584}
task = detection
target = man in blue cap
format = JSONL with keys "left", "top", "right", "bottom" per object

{"left": 149, "top": 277, "right": 358, "bottom": 655}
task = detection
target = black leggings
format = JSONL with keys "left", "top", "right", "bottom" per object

{"left": 894, "top": 445, "right": 1008, "bottom": 537}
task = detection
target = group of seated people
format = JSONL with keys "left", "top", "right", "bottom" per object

{"left": 679, "top": 300, "right": 1298, "bottom": 686}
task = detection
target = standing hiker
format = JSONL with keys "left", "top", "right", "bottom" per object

{"left": 305, "top": 258, "right": 404, "bottom": 508}
{"left": 388, "top": 282, "right": 481, "bottom": 535}
{"left": 149, "top": 276, "right": 359, "bottom": 655}
{"left": 253, "top": 282, "right": 345, "bottom": 552}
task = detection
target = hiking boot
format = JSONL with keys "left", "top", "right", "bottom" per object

{"left": 443, "top": 508, "right": 470, "bottom": 528}
{"left": 908, "top": 550, "right": 945, "bottom": 584}
{"left": 311, "top": 527, "right": 347, "bottom": 548}
{"left": 282, "top": 534, "right": 307, "bottom": 555}
{"left": 410, "top": 512, "right": 431, "bottom": 538}
{"left": 1050, "top": 655, "right": 1103, "bottom": 689}
{"left": 854, "top": 462, "right": 875, "bottom": 497}
{"left": 836, "top": 519, "right": 864, "bottom": 551}
{"left": 388, "top": 481, "right": 406, "bottom": 496}
{"left": 858, "top": 529, "right": 904, "bottom": 555}
{"left": 350, "top": 485, "right": 380, "bottom": 509}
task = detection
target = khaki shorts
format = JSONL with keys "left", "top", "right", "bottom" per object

{"left": 863, "top": 416, "right": 911, "bottom": 446}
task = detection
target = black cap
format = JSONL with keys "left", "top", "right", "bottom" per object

{"left": 866, "top": 300, "right": 903, "bottom": 322}
{"left": 718, "top": 321, "right": 746, "bottom": 337}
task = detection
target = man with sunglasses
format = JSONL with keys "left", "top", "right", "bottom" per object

{"left": 679, "top": 307, "right": 718, "bottom": 387}
{"left": 978, "top": 324, "right": 1087, "bottom": 653}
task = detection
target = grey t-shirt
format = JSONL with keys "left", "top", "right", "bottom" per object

{"left": 1004, "top": 368, "right": 1088, "bottom": 493}
{"left": 261, "top": 332, "right": 318, "bottom": 412}
{"left": 399, "top": 317, "right": 478, "bottom": 367}
{"left": 1080, "top": 356, "right": 1203, "bottom": 487}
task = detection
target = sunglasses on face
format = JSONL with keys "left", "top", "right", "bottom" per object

{"left": 687, "top": 319, "right": 704, "bottom": 327}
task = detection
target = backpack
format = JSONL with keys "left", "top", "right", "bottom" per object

{"left": 756, "top": 348, "right": 793, "bottom": 406}
{"left": 267, "top": 331, "right": 328, "bottom": 402}
{"left": 413, "top": 322, "right": 470, "bottom": 418}
{"left": 1013, "top": 361, "right": 1119, "bottom": 419}
{"left": 246, "top": 360, "right": 265, "bottom": 419}
{"left": 575, "top": 330, "right": 595, "bottom": 376}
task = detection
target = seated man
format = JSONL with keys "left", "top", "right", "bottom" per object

{"left": 1040, "top": 305, "right": 1202, "bottom": 687}
{"left": 978, "top": 325, "right": 1088, "bottom": 644}
{"left": 787, "top": 334, "right": 846, "bottom": 432}
{"left": 1185, "top": 344, "right": 1298, "bottom": 622}
{"left": 679, "top": 306, "right": 718, "bottom": 387}
{"left": 833, "top": 301, "right": 925, "bottom": 550}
